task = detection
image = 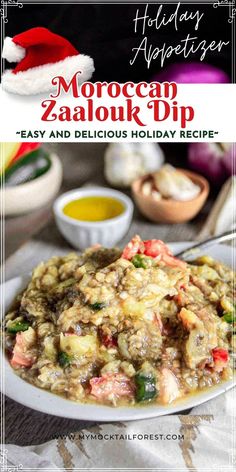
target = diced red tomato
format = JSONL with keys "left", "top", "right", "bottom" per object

{"left": 101, "top": 333, "right": 118, "bottom": 348}
{"left": 212, "top": 348, "right": 229, "bottom": 362}
{"left": 122, "top": 235, "right": 145, "bottom": 260}
{"left": 143, "top": 239, "right": 172, "bottom": 258}
{"left": 11, "top": 352, "right": 33, "bottom": 368}
{"left": 10, "top": 332, "right": 35, "bottom": 368}
{"left": 161, "top": 254, "right": 186, "bottom": 269}
{"left": 179, "top": 284, "right": 186, "bottom": 290}
{"left": 122, "top": 236, "right": 186, "bottom": 269}
{"left": 212, "top": 347, "right": 229, "bottom": 372}
{"left": 144, "top": 239, "right": 186, "bottom": 268}
{"left": 159, "top": 368, "right": 180, "bottom": 404}
{"left": 90, "top": 373, "right": 134, "bottom": 401}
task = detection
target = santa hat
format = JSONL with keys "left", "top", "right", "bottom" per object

{"left": 1, "top": 27, "right": 95, "bottom": 95}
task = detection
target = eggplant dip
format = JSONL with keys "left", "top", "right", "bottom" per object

{"left": 4, "top": 236, "right": 235, "bottom": 406}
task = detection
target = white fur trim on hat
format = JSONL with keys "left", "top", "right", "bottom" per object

{"left": 2, "top": 37, "right": 26, "bottom": 63}
{"left": 1, "top": 54, "right": 95, "bottom": 95}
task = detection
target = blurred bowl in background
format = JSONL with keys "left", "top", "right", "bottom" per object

{"left": 151, "top": 62, "right": 230, "bottom": 84}
{"left": 53, "top": 187, "right": 134, "bottom": 250}
{"left": 5, "top": 154, "right": 63, "bottom": 216}
{"left": 132, "top": 169, "right": 209, "bottom": 224}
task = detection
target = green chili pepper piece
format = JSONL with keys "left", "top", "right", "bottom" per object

{"left": 223, "top": 312, "right": 234, "bottom": 324}
{"left": 89, "top": 302, "right": 107, "bottom": 311}
{"left": 7, "top": 321, "right": 30, "bottom": 334}
{"left": 135, "top": 373, "right": 157, "bottom": 402}
{"left": 58, "top": 351, "right": 73, "bottom": 367}
{"left": 131, "top": 255, "right": 149, "bottom": 269}
{"left": 5, "top": 148, "right": 51, "bottom": 186}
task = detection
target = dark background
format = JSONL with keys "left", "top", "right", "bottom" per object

{"left": 2, "top": 1, "right": 232, "bottom": 82}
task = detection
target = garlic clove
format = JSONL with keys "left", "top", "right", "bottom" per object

{"left": 154, "top": 165, "right": 201, "bottom": 201}
{"left": 142, "top": 180, "right": 153, "bottom": 196}
{"left": 136, "top": 143, "right": 164, "bottom": 173}
{"left": 104, "top": 143, "right": 142, "bottom": 187}
{"left": 152, "top": 190, "right": 162, "bottom": 201}
{"left": 104, "top": 143, "right": 165, "bottom": 188}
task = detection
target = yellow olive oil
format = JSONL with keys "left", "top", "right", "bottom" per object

{"left": 63, "top": 196, "right": 125, "bottom": 222}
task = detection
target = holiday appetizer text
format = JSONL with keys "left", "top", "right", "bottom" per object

{"left": 130, "top": 3, "right": 229, "bottom": 68}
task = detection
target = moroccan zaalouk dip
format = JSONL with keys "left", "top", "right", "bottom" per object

{"left": 4, "top": 236, "right": 235, "bottom": 406}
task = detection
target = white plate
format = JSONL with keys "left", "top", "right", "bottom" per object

{"left": 2, "top": 242, "right": 235, "bottom": 421}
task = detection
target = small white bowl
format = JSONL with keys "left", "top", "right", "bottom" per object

{"left": 53, "top": 187, "right": 134, "bottom": 250}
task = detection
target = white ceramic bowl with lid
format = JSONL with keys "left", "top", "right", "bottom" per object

{"left": 53, "top": 187, "right": 134, "bottom": 250}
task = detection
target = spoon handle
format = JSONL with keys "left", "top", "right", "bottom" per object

{"left": 175, "top": 230, "right": 236, "bottom": 260}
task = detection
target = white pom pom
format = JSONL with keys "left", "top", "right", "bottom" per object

{"left": 2, "top": 37, "right": 25, "bottom": 63}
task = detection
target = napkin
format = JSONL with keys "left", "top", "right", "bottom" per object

{"left": 197, "top": 176, "right": 236, "bottom": 240}
{"left": 4, "top": 388, "right": 235, "bottom": 472}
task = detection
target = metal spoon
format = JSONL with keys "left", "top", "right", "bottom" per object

{"left": 175, "top": 230, "right": 236, "bottom": 261}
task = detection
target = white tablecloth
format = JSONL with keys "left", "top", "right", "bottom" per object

{"left": 4, "top": 387, "right": 235, "bottom": 471}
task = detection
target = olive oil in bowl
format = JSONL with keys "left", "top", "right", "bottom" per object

{"left": 54, "top": 188, "right": 134, "bottom": 249}
{"left": 63, "top": 196, "right": 125, "bottom": 222}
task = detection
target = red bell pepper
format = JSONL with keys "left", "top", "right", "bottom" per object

{"left": 90, "top": 373, "right": 133, "bottom": 401}
{"left": 122, "top": 235, "right": 144, "bottom": 259}
{"left": 122, "top": 236, "right": 186, "bottom": 269}
{"left": 11, "top": 143, "right": 41, "bottom": 165}
{"left": 143, "top": 239, "right": 172, "bottom": 257}
{"left": 101, "top": 333, "right": 118, "bottom": 348}
{"left": 212, "top": 347, "right": 229, "bottom": 372}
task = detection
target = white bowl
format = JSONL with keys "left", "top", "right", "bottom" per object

{"left": 53, "top": 187, "right": 134, "bottom": 250}
{"left": 5, "top": 153, "right": 63, "bottom": 216}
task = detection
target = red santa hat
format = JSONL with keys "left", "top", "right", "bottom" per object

{"left": 2, "top": 27, "right": 95, "bottom": 95}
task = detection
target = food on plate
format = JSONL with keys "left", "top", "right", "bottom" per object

{"left": 141, "top": 165, "right": 201, "bottom": 201}
{"left": 4, "top": 236, "right": 235, "bottom": 407}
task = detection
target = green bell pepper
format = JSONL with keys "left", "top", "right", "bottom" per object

{"left": 89, "top": 302, "right": 107, "bottom": 311}
{"left": 5, "top": 148, "right": 51, "bottom": 186}
{"left": 7, "top": 321, "right": 30, "bottom": 334}
{"left": 131, "top": 255, "right": 151, "bottom": 269}
{"left": 223, "top": 312, "right": 234, "bottom": 324}
{"left": 58, "top": 351, "right": 73, "bottom": 367}
{"left": 135, "top": 372, "right": 157, "bottom": 402}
